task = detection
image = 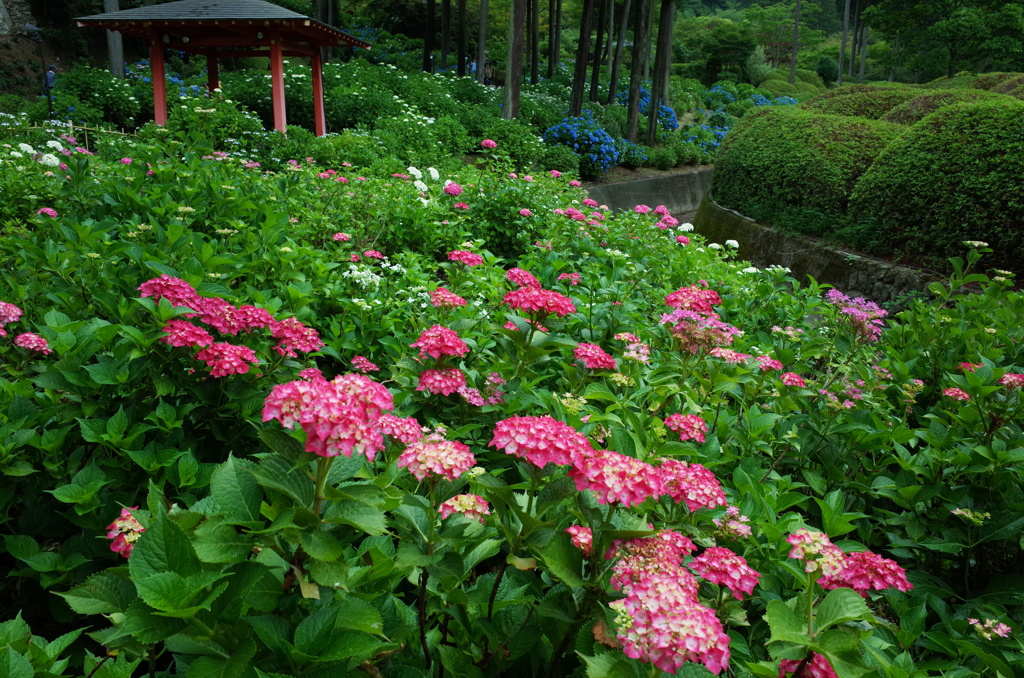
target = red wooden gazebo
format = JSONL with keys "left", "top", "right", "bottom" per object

{"left": 76, "top": 0, "right": 370, "bottom": 136}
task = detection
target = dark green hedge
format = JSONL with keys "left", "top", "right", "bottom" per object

{"left": 710, "top": 107, "right": 904, "bottom": 237}
{"left": 849, "top": 100, "right": 1024, "bottom": 270}
{"left": 799, "top": 86, "right": 921, "bottom": 119}
{"left": 881, "top": 89, "right": 1017, "bottom": 125}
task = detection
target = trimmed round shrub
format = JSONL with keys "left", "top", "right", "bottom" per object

{"left": 799, "top": 86, "right": 921, "bottom": 119}
{"left": 616, "top": 139, "right": 649, "bottom": 169}
{"left": 760, "top": 79, "right": 798, "bottom": 95}
{"left": 539, "top": 144, "right": 581, "bottom": 175}
{"left": 710, "top": 106, "right": 904, "bottom": 237}
{"left": 849, "top": 99, "right": 1024, "bottom": 271}
{"left": 543, "top": 113, "right": 619, "bottom": 178}
{"left": 971, "top": 72, "right": 1020, "bottom": 91}
{"left": 881, "top": 89, "right": 1017, "bottom": 125}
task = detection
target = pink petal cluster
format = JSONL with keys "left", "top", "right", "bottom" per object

{"left": 664, "top": 285, "right": 722, "bottom": 314}
{"left": 756, "top": 355, "right": 784, "bottom": 371}
{"left": 660, "top": 459, "right": 727, "bottom": 512}
{"left": 351, "top": 355, "right": 379, "bottom": 373}
{"left": 569, "top": 449, "right": 664, "bottom": 507}
{"left": 271, "top": 317, "right": 324, "bottom": 357}
{"left": 411, "top": 325, "right": 470, "bottom": 360}
{"left": 998, "top": 373, "right": 1024, "bottom": 389}
{"left": 160, "top": 320, "right": 214, "bottom": 348}
{"left": 503, "top": 287, "right": 576, "bottom": 317}
{"left": 480, "top": 139, "right": 498, "bottom": 149}
{"left": 106, "top": 507, "right": 145, "bottom": 558}
{"left": 709, "top": 347, "right": 752, "bottom": 364}
{"left": 781, "top": 372, "right": 807, "bottom": 387}
{"left": 714, "top": 506, "right": 753, "bottom": 540}
{"left": 506, "top": 267, "right": 541, "bottom": 288}
{"left": 431, "top": 287, "right": 467, "bottom": 308}
{"left": 557, "top": 272, "right": 581, "bottom": 285}
{"left": 363, "top": 250, "right": 385, "bottom": 260}
{"left": 263, "top": 372, "right": 393, "bottom": 460}
{"left": 379, "top": 413, "right": 423, "bottom": 443}
{"left": 661, "top": 309, "right": 744, "bottom": 355}
{"left": 332, "top": 232, "right": 351, "bottom": 241}
{"left": 664, "top": 413, "right": 708, "bottom": 443}
{"left": 786, "top": 529, "right": 847, "bottom": 578}
{"left": 779, "top": 653, "right": 838, "bottom": 678}
{"left": 687, "top": 546, "right": 761, "bottom": 600}
{"left": 489, "top": 415, "right": 593, "bottom": 468}
{"left": 503, "top": 318, "right": 548, "bottom": 332}
{"left": 634, "top": 204, "right": 651, "bottom": 214}
{"left": 818, "top": 550, "right": 912, "bottom": 595}
{"left": 825, "top": 289, "right": 887, "bottom": 342}
{"left": 439, "top": 494, "right": 490, "bottom": 523}
{"left": 13, "top": 332, "right": 52, "bottom": 355}
{"left": 574, "top": 343, "right": 616, "bottom": 370}
{"left": 943, "top": 387, "right": 971, "bottom": 401}
{"left": 397, "top": 430, "right": 475, "bottom": 481}
{"left": 138, "top": 275, "right": 202, "bottom": 309}
{"left": 519, "top": 209, "right": 532, "bottom": 216}
{"left": 443, "top": 182, "right": 463, "bottom": 197}
{"left": 958, "top": 362, "right": 984, "bottom": 372}
{"left": 447, "top": 250, "right": 484, "bottom": 267}
{"left": 968, "top": 618, "right": 1012, "bottom": 640}
{"left": 0, "top": 301, "right": 23, "bottom": 337}
{"left": 606, "top": 533, "right": 730, "bottom": 674}
{"left": 417, "top": 367, "right": 467, "bottom": 395}
{"left": 566, "top": 525, "right": 593, "bottom": 556}
{"left": 195, "top": 342, "right": 259, "bottom": 377}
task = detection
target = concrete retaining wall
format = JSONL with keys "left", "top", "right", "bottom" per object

{"left": 586, "top": 168, "right": 712, "bottom": 214}
{"left": 694, "top": 196, "right": 940, "bottom": 306}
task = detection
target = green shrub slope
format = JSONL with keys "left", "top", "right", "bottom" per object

{"left": 881, "top": 89, "right": 1017, "bottom": 124}
{"left": 799, "top": 86, "right": 922, "bottom": 119}
{"left": 709, "top": 107, "right": 904, "bottom": 236}
{"left": 850, "top": 99, "right": 1024, "bottom": 270}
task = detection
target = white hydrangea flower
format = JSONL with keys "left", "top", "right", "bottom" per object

{"left": 741, "top": 266, "right": 759, "bottom": 273}
{"left": 17, "top": 143, "right": 35, "bottom": 154}
{"left": 679, "top": 223, "right": 694, "bottom": 232}
{"left": 46, "top": 140, "right": 63, "bottom": 150}
{"left": 725, "top": 240, "right": 739, "bottom": 248}
{"left": 414, "top": 180, "right": 428, "bottom": 192}
{"left": 37, "top": 154, "right": 60, "bottom": 167}
{"left": 407, "top": 166, "right": 423, "bottom": 180}
{"left": 427, "top": 167, "right": 440, "bottom": 181}
{"left": 708, "top": 243, "right": 723, "bottom": 250}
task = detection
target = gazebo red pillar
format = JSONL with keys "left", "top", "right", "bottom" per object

{"left": 206, "top": 53, "right": 219, "bottom": 92}
{"left": 269, "top": 37, "right": 287, "bottom": 132}
{"left": 311, "top": 52, "right": 326, "bottom": 137}
{"left": 149, "top": 41, "right": 167, "bottom": 126}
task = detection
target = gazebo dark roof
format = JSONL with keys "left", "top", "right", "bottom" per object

{"left": 75, "top": 0, "right": 370, "bottom": 50}
{"left": 76, "top": 0, "right": 370, "bottom": 136}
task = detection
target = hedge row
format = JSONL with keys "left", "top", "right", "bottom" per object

{"left": 711, "top": 84, "right": 1024, "bottom": 272}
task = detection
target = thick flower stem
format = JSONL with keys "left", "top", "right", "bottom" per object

{"left": 312, "top": 456, "right": 335, "bottom": 517}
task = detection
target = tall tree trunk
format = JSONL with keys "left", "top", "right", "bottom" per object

{"left": 837, "top": 0, "right": 850, "bottom": 85}
{"left": 548, "top": 0, "right": 557, "bottom": 78}
{"left": 530, "top": 0, "right": 540, "bottom": 83}
{"left": 848, "top": 0, "right": 859, "bottom": 77}
{"left": 626, "top": 0, "right": 651, "bottom": 142}
{"left": 788, "top": 0, "right": 801, "bottom": 85}
{"left": 424, "top": 0, "right": 435, "bottom": 72}
{"left": 554, "top": 0, "right": 563, "bottom": 73}
{"left": 502, "top": 0, "right": 527, "bottom": 119}
{"left": 589, "top": 0, "right": 607, "bottom": 101}
{"left": 857, "top": 23, "right": 868, "bottom": 82}
{"left": 642, "top": 0, "right": 654, "bottom": 81}
{"left": 457, "top": 0, "right": 466, "bottom": 75}
{"left": 104, "top": 0, "right": 124, "bottom": 77}
{"left": 607, "top": 0, "right": 631, "bottom": 104}
{"left": 441, "top": 0, "right": 451, "bottom": 69}
{"left": 569, "top": 0, "right": 596, "bottom": 116}
{"left": 606, "top": 0, "right": 615, "bottom": 73}
{"left": 477, "top": 0, "right": 488, "bottom": 83}
{"left": 888, "top": 37, "right": 898, "bottom": 81}
{"left": 645, "top": 0, "right": 674, "bottom": 147}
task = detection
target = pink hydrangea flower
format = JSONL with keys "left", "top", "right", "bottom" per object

{"left": 688, "top": 546, "right": 761, "bottom": 600}
{"left": 756, "top": 355, "right": 784, "bottom": 371}
{"left": 825, "top": 289, "right": 887, "bottom": 342}
{"left": 818, "top": 550, "right": 912, "bottom": 595}
{"left": 779, "top": 653, "right": 837, "bottom": 678}
{"left": 506, "top": 267, "right": 541, "bottom": 288}
{"left": 417, "top": 367, "right": 467, "bottom": 395}
{"left": 550, "top": 170, "right": 562, "bottom": 178}
{"left": 160, "top": 320, "right": 213, "bottom": 348}
{"left": 263, "top": 372, "right": 393, "bottom": 460}
{"left": 943, "top": 387, "right": 971, "bottom": 401}
{"left": 583, "top": 198, "right": 598, "bottom": 207}
{"left": 557, "top": 272, "right": 581, "bottom": 285}
{"left": 138, "top": 275, "right": 201, "bottom": 309}
{"left": 664, "top": 413, "right": 708, "bottom": 443}
{"left": 333, "top": 232, "right": 351, "bottom": 241}
{"left": 379, "top": 413, "right": 422, "bottom": 443}
{"left": 660, "top": 459, "right": 727, "bottom": 512}
{"left": 490, "top": 415, "right": 593, "bottom": 468}
{"left": 447, "top": 250, "right": 484, "bottom": 267}
{"left": 14, "top": 332, "right": 52, "bottom": 355}
{"left": 106, "top": 507, "right": 145, "bottom": 558}
{"left": 430, "top": 287, "right": 467, "bottom": 308}
{"left": 786, "top": 529, "right": 845, "bottom": 578}
{"left": 351, "top": 355, "right": 379, "bottom": 373}
{"left": 714, "top": 506, "right": 753, "bottom": 540}
{"left": 574, "top": 342, "right": 616, "bottom": 370}
{"left": 410, "top": 325, "right": 470, "bottom": 360}
{"left": 363, "top": 250, "right": 385, "bottom": 259}
{"left": 634, "top": 204, "right": 651, "bottom": 214}
{"left": 519, "top": 208, "right": 532, "bottom": 216}
{"left": 299, "top": 367, "right": 323, "bottom": 381}
{"left": 194, "top": 342, "right": 259, "bottom": 377}
{"left": 444, "top": 182, "right": 463, "bottom": 197}
{"left": 998, "top": 373, "right": 1024, "bottom": 389}
{"left": 569, "top": 449, "right": 664, "bottom": 507}
{"left": 481, "top": 139, "right": 497, "bottom": 149}
{"left": 568, "top": 180, "right": 581, "bottom": 187}
{"left": 439, "top": 494, "right": 490, "bottom": 522}
{"left": 676, "top": 235, "right": 690, "bottom": 245}
{"left": 397, "top": 429, "right": 475, "bottom": 481}
{"left": 664, "top": 286, "right": 722, "bottom": 314}
{"left": 654, "top": 205, "right": 669, "bottom": 215}
{"left": 566, "top": 525, "right": 593, "bottom": 556}
{"left": 120, "top": 157, "right": 132, "bottom": 165}
{"left": 781, "top": 372, "right": 807, "bottom": 388}
{"left": 36, "top": 207, "right": 58, "bottom": 218}
{"left": 271, "top": 317, "right": 324, "bottom": 357}
{"left": 958, "top": 362, "right": 984, "bottom": 372}
{"left": 0, "top": 301, "right": 23, "bottom": 327}
{"left": 967, "top": 618, "right": 1013, "bottom": 640}
{"left": 503, "top": 287, "right": 576, "bottom": 317}
{"left": 453, "top": 202, "right": 470, "bottom": 209}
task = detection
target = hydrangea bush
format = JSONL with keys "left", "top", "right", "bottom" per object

{"left": 0, "top": 125, "right": 1021, "bottom": 678}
